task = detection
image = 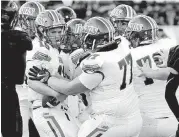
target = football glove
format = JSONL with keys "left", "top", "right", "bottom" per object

{"left": 28, "top": 66, "right": 51, "bottom": 84}
{"left": 42, "top": 96, "right": 60, "bottom": 108}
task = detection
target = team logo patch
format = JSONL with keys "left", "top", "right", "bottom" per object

{"left": 32, "top": 51, "right": 51, "bottom": 62}
{"left": 19, "top": 7, "right": 35, "bottom": 16}
{"left": 83, "top": 25, "right": 99, "bottom": 35}
{"left": 128, "top": 22, "right": 143, "bottom": 32}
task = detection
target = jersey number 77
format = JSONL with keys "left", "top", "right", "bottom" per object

{"left": 118, "top": 53, "right": 133, "bottom": 90}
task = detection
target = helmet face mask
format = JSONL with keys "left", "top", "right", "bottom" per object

{"left": 110, "top": 4, "right": 136, "bottom": 37}
{"left": 63, "top": 19, "right": 86, "bottom": 53}
{"left": 35, "top": 10, "right": 66, "bottom": 49}
{"left": 19, "top": 15, "right": 36, "bottom": 39}
{"left": 18, "top": 1, "right": 45, "bottom": 39}
{"left": 46, "top": 26, "right": 66, "bottom": 49}
{"left": 66, "top": 32, "right": 82, "bottom": 51}
{"left": 83, "top": 33, "right": 109, "bottom": 51}
{"left": 82, "top": 17, "right": 115, "bottom": 51}
{"left": 111, "top": 18, "right": 129, "bottom": 36}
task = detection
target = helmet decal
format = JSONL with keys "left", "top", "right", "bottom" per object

{"left": 19, "top": 7, "right": 36, "bottom": 16}
{"left": 83, "top": 25, "right": 99, "bottom": 35}
{"left": 128, "top": 22, "right": 143, "bottom": 32}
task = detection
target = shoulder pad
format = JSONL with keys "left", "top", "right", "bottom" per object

{"left": 70, "top": 48, "right": 85, "bottom": 65}
{"left": 70, "top": 48, "right": 91, "bottom": 67}
{"left": 81, "top": 53, "right": 104, "bottom": 73}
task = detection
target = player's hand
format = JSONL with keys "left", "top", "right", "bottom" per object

{"left": 152, "top": 49, "right": 168, "bottom": 68}
{"left": 138, "top": 59, "right": 152, "bottom": 78}
{"left": 42, "top": 96, "right": 61, "bottom": 108}
{"left": 28, "top": 66, "right": 51, "bottom": 83}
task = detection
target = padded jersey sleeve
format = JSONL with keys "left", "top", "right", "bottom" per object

{"left": 25, "top": 47, "right": 53, "bottom": 79}
{"left": 79, "top": 53, "right": 104, "bottom": 90}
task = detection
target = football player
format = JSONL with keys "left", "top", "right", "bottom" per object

{"left": 142, "top": 45, "right": 179, "bottom": 137}
{"left": 29, "top": 16, "right": 142, "bottom": 137}
{"left": 16, "top": 2, "right": 45, "bottom": 137}
{"left": 125, "top": 15, "right": 179, "bottom": 137}
{"left": 56, "top": 6, "right": 77, "bottom": 23}
{"left": 18, "top": 1, "right": 45, "bottom": 39}
{"left": 64, "top": 18, "right": 92, "bottom": 126}
{"left": 109, "top": 4, "right": 136, "bottom": 37}
{"left": 26, "top": 10, "right": 79, "bottom": 137}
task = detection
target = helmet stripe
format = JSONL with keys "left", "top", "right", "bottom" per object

{"left": 33, "top": 2, "right": 40, "bottom": 14}
{"left": 145, "top": 16, "right": 158, "bottom": 40}
{"left": 105, "top": 18, "right": 115, "bottom": 41}
{"left": 50, "top": 10, "right": 59, "bottom": 23}
{"left": 54, "top": 10, "right": 61, "bottom": 22}
{"left": 141, "top": 15, "right": 158, "bottom": 41}
{"left": 124, "top": 5, "right": 130, "bottom": 18}
{"left": 96, "top": 17, "right": 111, "bottom": 42}
{"left": 35, "top": 2, "right": 44, "bottom": 12}
{"left": 127, "top": 5, "right": 132, "bottom": 18}
{"left": 129, "top": 6, "right": 134, "bottom": 18}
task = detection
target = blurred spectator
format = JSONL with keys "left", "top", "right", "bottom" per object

{"left": 17, "top": 0, "right": 179, "bottom": 25}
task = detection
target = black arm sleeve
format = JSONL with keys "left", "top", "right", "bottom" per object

{"left": 165, "top": 73, "right": 179, "bottom": 122}
{"left": 167, "top": 45, "right": 179, "bottom": 72}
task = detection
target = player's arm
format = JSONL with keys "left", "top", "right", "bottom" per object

{"left": 138, "top": 55, "right": 178, "bottom": 80}
{"left": 165, "top": 73, "right": 179, "bottom": 122}
{"left": 27, "top": 80, "right": 59, "bottom": 97}
{"left": 29, "top": 53, "right": 104, "bottom": 95}
{"left": 26, "top": 60, "right": 65, "bottom": 98}
{"left": 139, "top": 67, "right": 172, "bottom": 80}
{"left": 48, "top": 71, "right": 104, "bottom": 95}
{"left": 165, "top": 45, "right": 179, "bottom": 122}
{"left": 48, "top": 53, "right": 104, "bottom": 95}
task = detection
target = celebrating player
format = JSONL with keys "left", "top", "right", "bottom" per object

{"left": 26, "top": 10, "right": 79, "bottom": 137}
{"left": 28, "top": 16, "right": 142, "bottom": 137}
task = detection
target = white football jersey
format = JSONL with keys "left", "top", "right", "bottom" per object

{"left": 26, "top": 37, "right": 42, "bottom": 62}
{"left": 79, "top": 37, "right": 140, "bottom": 118}
{"left": 131, "top": 38, "right": 179, "bottom": 118}
{"left": 59, "top": 51, "right": 71, "bottom": 80}
{"left": 26, "top": 41, "right": 63, "bottom": 105}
